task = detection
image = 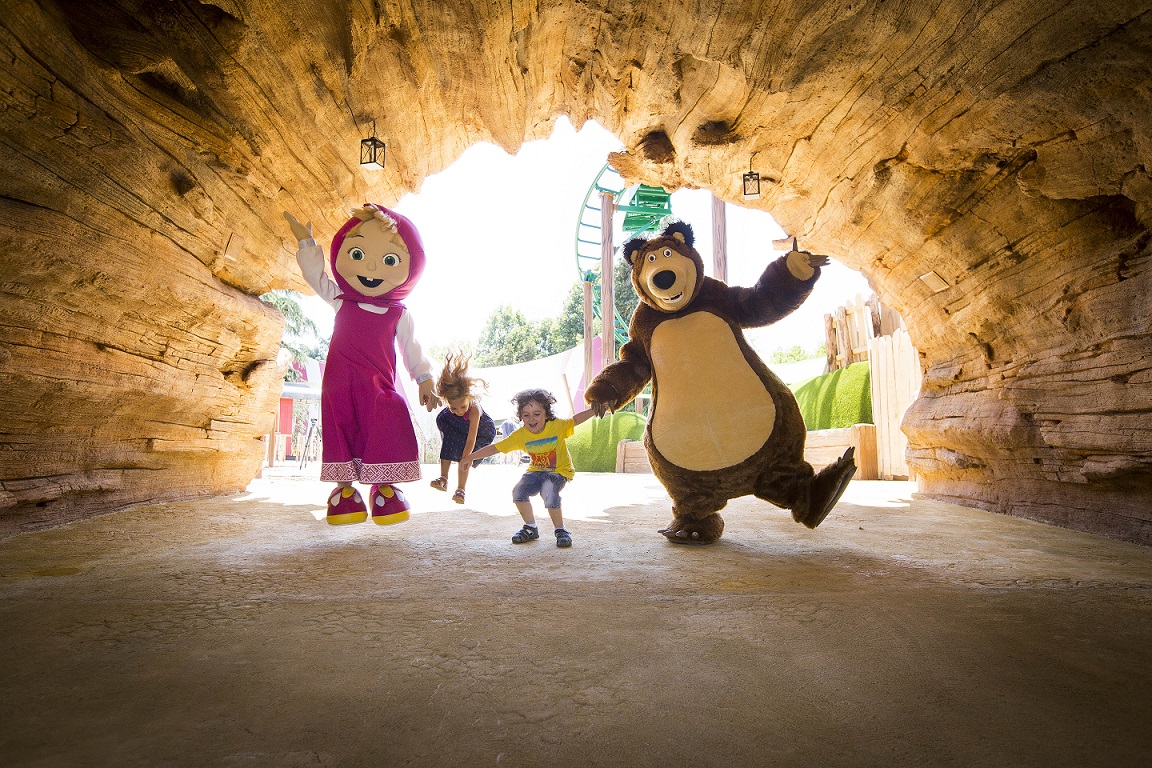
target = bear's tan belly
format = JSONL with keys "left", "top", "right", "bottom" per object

{"left": 649, "top": 311, "right": 775, "bottom": 471}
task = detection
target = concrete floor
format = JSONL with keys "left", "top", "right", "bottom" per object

{"left": 1, "top": 463, "right": 1150, "bottom": 767}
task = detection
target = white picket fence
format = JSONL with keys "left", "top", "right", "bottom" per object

{"left": 868, "top": 328, "right": 921, "bottom": 479}
{"left": 824, "top": 294, "right": 922, "bottom": 480}
{"left": 825, "top": 294, "right": 906, "bottom": 372}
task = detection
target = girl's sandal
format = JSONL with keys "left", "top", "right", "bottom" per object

{"left": 430, "top": 477, "right": 448, "bottom": 492}
{"left": 452, "top": 489, "right": 466, "bottom": 504}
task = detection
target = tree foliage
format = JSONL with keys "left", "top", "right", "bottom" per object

{"left": 613, "top": 259, "right": 639, "bottom": 325}
{"left": 474, "top": 306, "right": 554, "bottom": 367}
{"left": 770, "top": 344, "right": 826, "bottom": 364}
{"left": 260, "top": 290, "right": 328, "bottom": 382}
{"left": 554, "top": 283, "right": 593, "bottom": 352}
{"left": 472, "top": 259, "right": 640, "bottom": 368}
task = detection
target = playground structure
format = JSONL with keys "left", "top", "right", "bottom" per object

{"left": 573, "top": 163, "right": 672, "bottom": 383}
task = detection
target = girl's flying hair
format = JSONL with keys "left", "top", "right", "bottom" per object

{"left": 437, "top": 351, "right": 487, "bottom": 401}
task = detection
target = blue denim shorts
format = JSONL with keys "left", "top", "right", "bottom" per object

{"left": 512, "top": 471, "right": 568, "bottom": 509}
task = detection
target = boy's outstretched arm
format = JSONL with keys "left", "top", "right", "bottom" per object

{"left": 573, "top": 408, "right": 598, "bottom": 426}
{"left": 462, "top": 443, "right": 500, "bottom": 465}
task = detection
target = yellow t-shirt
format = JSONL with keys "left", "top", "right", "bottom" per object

{"left": 495, "top": 418, "right": 576, "bottom": 480}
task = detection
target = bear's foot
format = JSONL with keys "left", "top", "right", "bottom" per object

{"left": 795, "top": 447, "right": 857, "bottom": 529}
{"left": 659, "top": 513, "right": 725, "bottom": 545}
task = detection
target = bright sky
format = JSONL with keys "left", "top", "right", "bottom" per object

{"left": 300, "top": 117, "right": 872, "bottom": 357}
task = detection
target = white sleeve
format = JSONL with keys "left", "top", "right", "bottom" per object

{"left": 295, "top": 243, "right": 341, "bottom": 309}
{"left": 396, "top": 310, "right": 434, "bottom": 381}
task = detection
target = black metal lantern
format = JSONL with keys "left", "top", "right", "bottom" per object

{"left": 360, "top": 121, "right": 386, "bottom": 169}
{"left": 742, "top": 158, "right": 760, "bottom": 200}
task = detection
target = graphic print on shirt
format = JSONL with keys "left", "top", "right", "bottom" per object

{"left": 525, "top": 435, "right": 559, "bottom": 471}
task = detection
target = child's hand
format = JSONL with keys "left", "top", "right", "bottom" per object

{"left": 417, "top": 379, "right": 440, "bottom": 412}
{"left": 462, "top": 444, "right": 499, "bottom": 464}
{"left": 785, "top": 237, "right": 829, "bottom": 281}
{"left": 283, "top": 211, "right": 313, "bottom": 243}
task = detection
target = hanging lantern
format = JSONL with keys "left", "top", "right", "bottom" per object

{"left": 360, "top": 121, "right": 386, "bottom": 169}
{"left": 742, "top": 158, "right": 760, "bottom": 200}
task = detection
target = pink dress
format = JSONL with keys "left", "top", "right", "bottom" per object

{"left": 320, "top": 302, "right": 420, "bottom": 484}
{"left": 294, "top": 204, "right": 433, "bottom": 488}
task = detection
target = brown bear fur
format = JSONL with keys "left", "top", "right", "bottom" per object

{"left": 584, "top": 220, "right": 856, "bottom": 544}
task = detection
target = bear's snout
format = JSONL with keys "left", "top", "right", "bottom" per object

{"left": 652, "top": 270, "right": 677, "bottom": 290}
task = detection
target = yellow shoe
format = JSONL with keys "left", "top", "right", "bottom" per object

{"left": 370, "top": 484, "right": 411, "bottom": 525}
{"left": 326, "top": 486, "right": 367, "bottom": 525}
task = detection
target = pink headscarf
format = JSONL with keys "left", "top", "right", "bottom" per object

{"left": 329, "top": 204, "right": 426, "bottom": 308}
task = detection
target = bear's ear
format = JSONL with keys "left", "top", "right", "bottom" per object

{"left": 661, "top": 220, "right": 694, "bottom": 248}
{"left": 622, "top": 237, "right": 648, "bottom": 268}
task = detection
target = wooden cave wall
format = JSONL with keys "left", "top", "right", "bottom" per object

{"left": 0, "top": 0, "right": 1149, "bottom": 541}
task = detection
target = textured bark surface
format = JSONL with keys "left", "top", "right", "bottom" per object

{"left": 1, "top": 0, "right": 1149, "bottom": 541}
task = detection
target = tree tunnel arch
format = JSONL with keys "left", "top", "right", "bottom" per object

{"left": 0, "top": 0, "right": 1148, "bottom": 543}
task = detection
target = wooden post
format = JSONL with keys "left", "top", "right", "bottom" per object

{"left": 266, "top": 414, "right": 277, "bottom": 468}
{"left": 561, "top": 373, "right": 575, "bottom": 415}
{"left": 824, "top": 314, "right": 837, "bottom": 372}
{"left": 711, "top": 194, "right": 727, "bottom": 282}
{"left": 582, "top": 279, "right": 595, "bottom": 385}
{"left": 600, "top": 190, "right": 616, "bottom": 367}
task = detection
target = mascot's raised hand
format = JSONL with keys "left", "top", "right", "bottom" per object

{"left": 784, "top": 237, "right": 830, "bottom": 280}
{"left": 283, "top": 211, "right": 312, "bottom": 243}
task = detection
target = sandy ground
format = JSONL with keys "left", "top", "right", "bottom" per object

{"left": 1, "top": 463, "right": 1151, "bottom": 767}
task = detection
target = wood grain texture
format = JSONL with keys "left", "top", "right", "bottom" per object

{"left": 0, "top": 0, "right": 1149, "bottom": 541}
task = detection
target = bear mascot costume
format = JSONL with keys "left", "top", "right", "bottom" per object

{"left": 584, "top": 220, "right": 857, "bottom": 544}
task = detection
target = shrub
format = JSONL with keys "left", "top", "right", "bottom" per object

{"left": 569, "top": 411, "right": 647, "bottom": 472}
{"left": 788, "top": 361, "right": 872, "bottom": 431}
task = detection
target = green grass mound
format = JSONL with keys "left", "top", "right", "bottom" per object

{"left": 569, "top": 411, "right": 647, "bottom": 473}
{"left": 788, "top": 361, "right": 872, "bottom": 431}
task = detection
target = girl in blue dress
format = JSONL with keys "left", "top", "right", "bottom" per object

{"left": 431, "top": 352, "right": 497, "bottom": 504}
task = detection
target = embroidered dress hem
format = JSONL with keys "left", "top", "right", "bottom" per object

{"left": 321, "top": 460, "right": 421, "bottom": 484}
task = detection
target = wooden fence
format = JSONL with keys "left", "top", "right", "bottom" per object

{"left": 825, "top": 294, "right": 906, "bottom": 372}
{"left": 868, "top": 328, "right": 921, "bottom": 479}
{"left": 825, "top": 294, "right": 921, "bottom": 479}
{"left": 803, "top": 423, "right": 879, "bottom": 480}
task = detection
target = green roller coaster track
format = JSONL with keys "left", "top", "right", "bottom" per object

{"left": 574, "top": 163, "right": 672, "bottom": 346}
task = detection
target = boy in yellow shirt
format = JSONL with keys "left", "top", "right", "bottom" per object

{"left": 464, "top": 388, "right": 596, "bottom": 548}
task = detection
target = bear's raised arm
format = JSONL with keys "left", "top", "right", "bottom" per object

{"left": 727, "top": 255, "right": 820, "bottom": 329}
{"left": 584, "top": 335, "right": 652, "bottom": 414}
